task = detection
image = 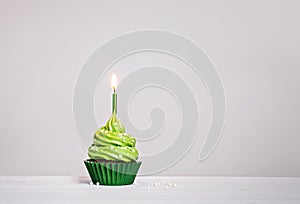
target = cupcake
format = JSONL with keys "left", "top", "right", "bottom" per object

{"left": 84, "top": 101, "right": 141, "bottom": 185}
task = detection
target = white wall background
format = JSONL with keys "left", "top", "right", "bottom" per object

{"left": 0, "top": 0, "right": 299, "bottom": 176}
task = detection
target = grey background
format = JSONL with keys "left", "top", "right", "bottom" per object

{"left": 0, "top": 0, "right": 299, "bottom": 176}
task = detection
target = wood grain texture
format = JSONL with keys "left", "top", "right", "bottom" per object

{"left": 0, "top": 176, "right": 300, "bottom": 204}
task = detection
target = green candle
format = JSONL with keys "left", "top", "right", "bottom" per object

{"left": 111, "top": 73, "right": 118, "bottom": 114}
{"left": 112, "top": 89, "right": 117, "bottom": 114}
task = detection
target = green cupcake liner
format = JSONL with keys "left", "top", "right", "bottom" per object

{"left": 84, "top": 160, "right": 142, "bottom": 186}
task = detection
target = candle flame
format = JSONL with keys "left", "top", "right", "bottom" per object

{"left": 111, "top": 73, "right": 118, "bottom": 91}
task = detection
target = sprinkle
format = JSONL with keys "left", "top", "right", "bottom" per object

{"left": 96, "top": 182, "right": 100, "bottom": 186}
{"left": 166, "top": 181, "right": 177, "bottom": 188}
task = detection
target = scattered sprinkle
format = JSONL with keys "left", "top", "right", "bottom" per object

{"left": 149, "top": 181, "right": 177, "bottom": 189}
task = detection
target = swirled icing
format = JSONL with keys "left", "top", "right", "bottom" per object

{"left": 88, "top": 114, "right": 139, "bottom": 162}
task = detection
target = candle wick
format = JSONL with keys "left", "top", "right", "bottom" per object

{"left": 113, "top": 87, "right": 116, "bottom": 93}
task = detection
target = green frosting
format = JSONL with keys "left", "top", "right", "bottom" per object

{"left": 88, "top": 114, "right": 139, "bottom": 162}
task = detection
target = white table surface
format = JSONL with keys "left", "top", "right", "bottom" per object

{"left": 0, "top": 176, "right": 300, "bottom": 204}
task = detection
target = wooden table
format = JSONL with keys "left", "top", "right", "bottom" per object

{"left": 1, "top": 176, "right": 300, "bottom": 203}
